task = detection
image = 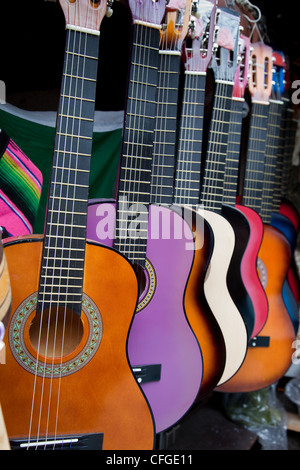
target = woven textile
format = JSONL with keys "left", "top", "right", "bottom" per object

{"left": 0, "top": 129, "right": 43, "bottom": 237}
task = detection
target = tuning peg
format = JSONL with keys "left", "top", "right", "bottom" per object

{"left": 106, "top": 0, "right": 114, "bottom": 17}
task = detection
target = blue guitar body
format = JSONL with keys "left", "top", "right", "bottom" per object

{"left": 271, "top": 212, "right": 299, "bottom": 332}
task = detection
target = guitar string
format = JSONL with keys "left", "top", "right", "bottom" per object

{"left": 152, "top": 34, "right": 167, "bottom": 207}
{"left": 223, "top": 85, "right": 237, "bottom": 208}
{"left": 118, "top": 19, "right": 141, "bottom": 259}
{"left": 225, "top": 98, "right": 244, "bottom": 206}
{"left": 53, "top": 20, "right": 90, "bottom": 449}
{"left": 133, "top": 22, "right": 149, "bottom": 263}
{"left": 46, "top": 19, "right": 82, "bottom": 449}
{"left": 176, "top": 60, "right": 190, "bottom": 209}
{"left": 33, "top": 1, "right": 95, "bottom": 448}
{"left": 204, "top": 79, "right": 226, "bottom": 213}
{"left": 153, "top": 45, "right": 174, "bottom": 208}
{"left": 263, "top": 101, "right": 282, "bottom": 220}
{"left": 26, "top": 12, "right": 76, "bottom": 449}
{"left": 52, "top": 1, "right": 98, "bottom": 448}
{"left": 46, "top": 14, "right": 85, "bottom": 449}
{"left": 244, "top": 51, "right": 270, "bottom": 214}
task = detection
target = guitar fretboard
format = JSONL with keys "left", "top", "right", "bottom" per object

{"left": 173, "top": 72, "right": 206, "bottom": 208}
{"left": 115, "top": 23, "right": 160, "bottom": 267}
{"left": 242, "top": 101, "right": 270, "bottom": 215}
{"left": 37, "top": 28, "right": 99, "bottom": 316}
{"left": 150, "top": 51, "right": 181, "bottom": 206}
{"left": 261, "top": 99, "right": 283, "bottom": 223}
{"left": 199, "top": 81, "right": 234, "bottom": 213}
{"left": 223, "top": 97, "right": 244, "bottom": 206}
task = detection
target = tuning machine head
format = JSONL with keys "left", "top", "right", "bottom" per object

{"left": 106, "top": 0, "right": 114, "bottom": 17}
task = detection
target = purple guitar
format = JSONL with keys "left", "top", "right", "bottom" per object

{"left": 87, "top": 0, "right": 203, "bottom": 433}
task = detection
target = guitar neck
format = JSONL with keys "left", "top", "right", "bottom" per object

{"left": 260, "top": 99, "right": 283, "bottom": 222}
{"left": 199, "top": 80, "right": 234, "bottom": 213}
{"left": 241, "top": 101, "right": 270, "bottom": 216}
{"left": 115, "top": 22, "right": 160, "bottom": 267}
{"left": 223, "top": 97, "right": 244, "bottom": 206}
{"left": 173, "top": 71, "right": 207, "bottom": 209}
{"left": 150, "top": 51, "right": 181, "bottom": 206}
{"left": 38, "top": 27, "right": 100, "bottom": 316}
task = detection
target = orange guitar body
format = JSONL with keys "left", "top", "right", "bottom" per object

{"left": 0, "top": 237, "right": 155, "bottom": 450}
{"left": 218, "top": 224, "right": 296, "bottom": 393}
{"left": 183, "top": 212, "right": 226, "bottom": 398}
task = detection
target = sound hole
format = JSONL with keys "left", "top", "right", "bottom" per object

{"left": 29, "top": 307, "right": 84, "bottom": 358}
{"left": 133, "top": 263, "right": 147, "bottom": 299}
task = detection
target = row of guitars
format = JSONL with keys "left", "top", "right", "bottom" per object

{"left": 87, "top": 0, "right": 300, "bottom": 434}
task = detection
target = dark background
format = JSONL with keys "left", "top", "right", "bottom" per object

{"left": 1, "top": 0, "right": 300, "bottom": 112}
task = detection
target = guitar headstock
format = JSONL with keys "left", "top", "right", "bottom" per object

{"left": 272, "top": 50, "right": 286, "bottom": 100}
{"left": 184, "top": 0, "right": 217, "bottom": 73}
{"left": 160, "top": 0, "right": 193, "bottom": 51}
{"left": 59, "top": 0, "right": 107, "bottom": 31}
{"left": 210, "top": 7, "right": 241, "bottom": 82}
{"left": 233, "top": 34, "right": 251, "bottom": 98}
{"left": 248, "top": 42, "right": 273, "bottom": 103}
{"left": 128, "top": 0, "right": 166, "bottom": 26}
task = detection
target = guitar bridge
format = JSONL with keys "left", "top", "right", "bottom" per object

{"left": 10, "top": 433, "right": 103, "bottom": 450}
{"left": 249, "top": 336, "right": 270, "bottom": 348}
{"left": 132, "top": 364, "right": 161, "bottom": 384}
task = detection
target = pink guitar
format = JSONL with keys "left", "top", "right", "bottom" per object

{"left": 87, "top": 0, "right": 204, "bottom": 433}
{"left": 223, "top": 34, "right": 269, "bottom": 337}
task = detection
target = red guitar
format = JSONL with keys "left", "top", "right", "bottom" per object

{"left": 219, "top": 42, "right": 296, "bottom": 393}
{"left": 223, "top": 34, "right": 268, "bottom": 338}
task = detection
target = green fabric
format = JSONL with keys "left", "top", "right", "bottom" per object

{"left": 0, "top": 108, "right": 122, "bottom": 234}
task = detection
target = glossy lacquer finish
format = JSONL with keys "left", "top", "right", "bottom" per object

{"left": 0, "top": 238, "right": 155, "bottom": 450}
{"left": 87, "top": 202, "right": 203, "bottom": 433}
{"left": 219, "top": 225, "right": 296, "bottom": 393}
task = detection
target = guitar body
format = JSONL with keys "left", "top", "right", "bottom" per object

{"left": 280, "top": 197, "right": 300, "bottom": 233}
{"left": 218, "top": 224, "right": 296, "bottom": 393}
{"left": 0, "top": 237, "right": 155, "bottom": 450}
{"left": 87, "top": 201, "right": 203, "bottom": 433}
{"left": 221, "top": 204, "right": 255, "bottom": 338}
{"left": 236, "top": 204, "right": 269, "bottom": 336}
{"left": 173, "top": 206, "right": 226, "bottom": 399}
{"left": 278, "top": 205, "right": 300, "bottom": 305}
{"left": 201, "top": 209, "right": 248, "bottom": 386}
{"left": 271, "top": 211, "right": 300, "bottom": 328}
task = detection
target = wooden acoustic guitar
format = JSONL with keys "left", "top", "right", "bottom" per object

{"left": 87, "top": 0, "right": 204, "bottom": 434}
{"left": 219, "top": 42, "right": 296, "bottom": 393}
{"left": 0, "top": 0, "right": 155, "bottom": 450}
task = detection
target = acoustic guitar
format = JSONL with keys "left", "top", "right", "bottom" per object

{"left": 224, "top": 34, "right": 268, "bottom": 338}
{"left": 196, "top": 7, "right": 249, "bottom": 386}
{"left": 87, "top": 0, "right": 204, "bottom": 434}
{"left": 164, "top": 0, "right": 226, "bottom": 399}
{"left": 219, "top": 42, "right": 296, "bottom": 393}
{"left": 264, "top": 54, "right": 299, "bottom": 332}
{"left": 0, "top": 0, "right": 155, "bottom": 450}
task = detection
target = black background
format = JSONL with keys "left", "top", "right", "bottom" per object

{"left": 1, "top": 0, "right": 300, "bottom": 112}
